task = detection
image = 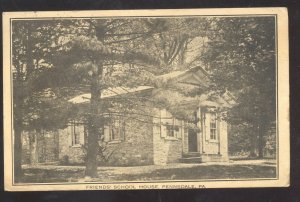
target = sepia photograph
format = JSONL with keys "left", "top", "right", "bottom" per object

{"left": 3, "top": 8, "right": 289, "bottom": 191}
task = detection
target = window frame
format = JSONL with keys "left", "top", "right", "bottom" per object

{"left": 165, "top": 118, "right": 175, "bottom": 138}
{"left": 205, "top": 111, "right": 219, "bottom": 142}
{"left": 209, "top": 113, "right": 217, "bottom": 140}
{"left": 70, "top": 120, "right": 84, "bottom": 147}
{"left": 104, "top": 113, "right": 125, "bottom": 143}
{"left": 160, "top": 109, "right": 183, "bottom": 140}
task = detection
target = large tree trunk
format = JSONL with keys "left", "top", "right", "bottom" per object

{"left": 85, "top": 114, "right": 100, "bottom": 177}
{"left": 14, "top": 126, "right": 23, "bottom": 183}
{"left": 13, "top": 88, "right": 24, "bottom": 183}
{"left": 85, "top": 62, "right": 102, "bottom": 178}
{"left": 13, "top": 23, "right": 35, "bottom": 183}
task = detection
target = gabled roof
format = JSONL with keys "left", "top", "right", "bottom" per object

{"left": 68, "top": 86, "right": 153, "bottom": 104}
{"left": 68, "top": 67, "right": 208, "bottom": 104}
{"left": 178, "top": 92, "right": 233, "bottom": 109}
{"left": 68, "top": 66, "right": 235, "bottom": 107}
{"left": 156, "top": 66, "right": 236, "bottom": 108}
{"left": 157, "top": 66, "right": 210, "bottom": 87}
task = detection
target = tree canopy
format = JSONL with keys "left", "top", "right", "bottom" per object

{"left": 11, "top": 16, "right": 277, "bottom": 179}
{"left": 201, "top": 17, "right": 276, "bottom": 157}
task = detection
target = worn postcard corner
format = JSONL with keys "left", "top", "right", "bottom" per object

{"left": 3, "top": 7, "right": 289, "bottom": 191}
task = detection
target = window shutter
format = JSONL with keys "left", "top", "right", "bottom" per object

{"left": 77, "top": 124, "right": 85, "bottom": 145}
{"left": 174, "top": 119, "right": 178, "bottom": 138}
{"left": 184, "top": 122, "right": 188, "bottom": 141}
{"left": 217, "top": 117, "right": 220, "bottom": 142}
{"left": 205, "top": 113, "right": 210, "bottom": 140}
{"left": 67, "top": 124, "right": 73, "bottom": 146}
{"left": 153, "top": 110, "right": 161, "bottom": 135}
{"left": 104, "top": 126, "right": 110, "bottom": 142}
{"left": 83, "top": 125, "right": 88, "bottom": 145}
{"left": 176, "top": 120, "right": 183, "bottom": 139}
{"left": 160, "top": 109, "right": 167, "bottom": 138}
{"left": 172, "top": 119, "right": 178, "bottom": 138}
{"left": 160, "top": 122, "right": 167, "bottom": 138}
{"left": 182, "top": 121, "right": 185, "bottom": 138}
{"left": 121, "top": 122, "right": 125, "bottom": 141}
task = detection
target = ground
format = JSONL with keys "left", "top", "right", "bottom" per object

{"left": 20, "top": 159, "right": 276, "bottom": 183}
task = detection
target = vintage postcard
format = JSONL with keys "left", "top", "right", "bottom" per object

{"left": 3, "top": 8, "right": 289, "bottom": 191}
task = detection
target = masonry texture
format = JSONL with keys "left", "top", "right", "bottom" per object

{"left": 100, "top": 113, "right": 154, "bottom": 166}
{"left": 57, "top": 104, "right": 154, "bottom": 166}
{"left": 22, "top": 109, "right": 229, "bottom": 165}
{"left": 153, "top": 131, "right": 183, "bottom": 165}
{"left": 153, "top": 108, "right": 183, "bottom": 165}
{"left": 58, "top": 127, "right": 86, "bottom": 164}
{"left": 21, "top": 106, "right": 229, "bottom": 166}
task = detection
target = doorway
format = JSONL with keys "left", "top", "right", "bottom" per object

{"left": 188, "top": 128, "right": 198, "bottom": 152}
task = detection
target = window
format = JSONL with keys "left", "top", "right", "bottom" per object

{"left": 210, "top": 113, "right": 217, "bottom": 140}
{"left": 204, "top": 112, "right": 218, "bottom": 141}
{"left": 166, "top": 119, "right": 175, "bottom": 137}
{"left": 103, "top": 114, "right": 125, "bottom": 142}
{"left": 110, "top": 118, "right": 124, "bottom": 141}
{"left": 160, "top": 109, "right": 183, "bottom": 139}
{"left": 70, "top": 121, "right": 84, "bottom": 146}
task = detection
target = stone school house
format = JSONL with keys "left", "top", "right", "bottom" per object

{"left": 21, "top": 66, "right": 234, "bottom": 166}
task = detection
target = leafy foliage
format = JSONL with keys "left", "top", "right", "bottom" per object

{"left": 12, "top": 16, "right": 277, "bottom": 179}
{"left": 201, "top": 17, "right": 276, "bottom": 156}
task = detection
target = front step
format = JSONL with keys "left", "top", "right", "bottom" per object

{"left": 182, "top": 152, "right": 201, "bottom": 158}
{"left": 180, "top": 157, "right": 203, "bottom": 163}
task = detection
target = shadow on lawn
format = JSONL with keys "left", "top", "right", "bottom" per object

{"left": 112, "top": 165, "right": 276, "bottom": 181}
{"left": 22, "top": 167, "right": 85, "bottom": 183}
{"left": 20, "top": 164, "right": 276, "bottom": 183}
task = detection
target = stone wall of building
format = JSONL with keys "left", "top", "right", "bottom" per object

{"left": 58, "top": 106, "right": 154, "bottom": 166}
{"left": 153, "top": 108, "right": 183, "bottom": 165}
{"left": 100, "top": 114, "right": 154, "bottom": 166}
{"left": 153, "top": 135, "right": 183, "bottom": 165}
{"left": 58, "top": 127, "right": 86, "bottom": 164}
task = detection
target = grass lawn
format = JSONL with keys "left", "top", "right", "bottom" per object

{"left": 111, "top": 165, "right": 276, "bottom": 181}
{"left": 21, "top": 161, "right": 276, "bottom": 183}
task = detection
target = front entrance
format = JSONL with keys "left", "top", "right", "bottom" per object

{"left": 188, "top": 129, "right": 198, "bottom": 152}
